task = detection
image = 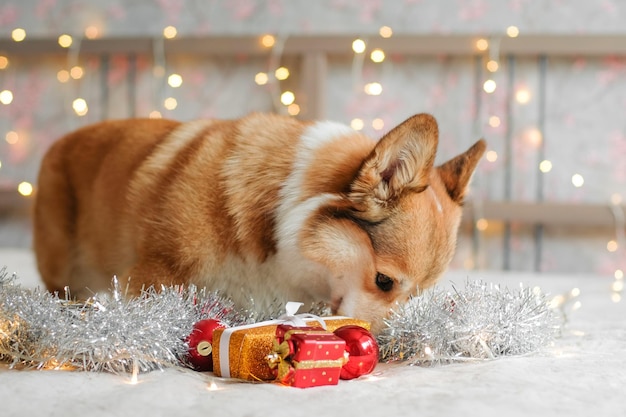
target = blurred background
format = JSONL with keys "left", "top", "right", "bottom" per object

{"left": 0, "top": 0, "right": 624, "bottom": 278}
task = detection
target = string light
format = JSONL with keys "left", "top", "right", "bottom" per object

{"left": 485, "top": 150, "right": 498, "bottom": 162}
{"left": 167, "top": 74, "right": 183, "bottom": 88}
{"left": 163, "top": 26, "right": 177, "bottom": 39}
{"left": 129, "top": 362, "right": 139, "bottom": 385}
{"left": 370, "top": 49, "right": 386, "bottom": 63}
{"left": 58, "top": 34, "right": 73, "bottom": 48}
{"left": 524, "top": 127, "right": 543, "bottom": 147}
{"left": 379, "top": 26, "right": 393, "bottom": 38}
{"left": 254, "top": 72, "right": 269, "bottom": 85}
{"left": 5, "top": 131, "right": 18, "bottom": 144}
{"left": 149, "top": 110, "right": 162, "bottom": 119}
{"left": 364, "top": 82, "right": 383, "bottom": 95}
{"left": 486, "top": 60, "right": 499, "bottom": 72}
{"left": 287, "top": 103, "right": 300, "bottom": 116}
{"left": 507, "top": 26, "right": 520, "bottom": 38}
{"left": 515, "top": 87, "right": 531, "bottom": 104}
{"left": 610, "top": 193, "right": 622, "bottom": 205}
{"left": 476, "top": 218, "right": 489, "bottom": 231}
{"left": 17, "top": 182, "right": 33, "bottom": 196}
{"left": 352, "top": 39, "right": 366, "bottom": 54}
{"left": 261, "top": 34, "right": 275, "bottom": 48}
{"left": 488, "top": 116, "right": 501, "bottom": 127}
{"left": 84, "top": 26, "right": 101, "bottom": 39}
{"left": 0, "top": 90, "right": 14, "bottom": 105}
{"left": 12, "top": 28, "right": 26, "bottom": 42}
{"left": 57, "top": 70, "right": 70, "bottom": 83}
{"left": 476, "top": 38, "right": 489, "bottom": 51}
{"left": 274, "top": 67, "right": 290, "bottom": 81}
{"left": 0, "top": 55, "right": 9, "bottom": 69}
{"left": 571, "top": 174, "right": 584, "bottom": 188}
{"left": 70, "top": 66, "right": 84, "bottom": 80}
{"left": 351, "top": 118, "right": 364, "bottom": 130}
{"left": 539, "top": 160, "right": 553, "bottom": 173}
{"left": 615, "top": 269, "right": 624, "bottom": 280}
{"left": 280, "top": 91, "right": 295, "bottom": 106}
{"left": 72, "top": 98, "right": 88, "bottom": 116}
{"left": 372, "top": 118, "right": 385, "bottom": 130}
{"left": 483, "top": 79, "right": 497, "bottom": 93}
{"left": 607, "top": 240, "right": 618, "bottom": 252}
{"left": 164, "top": 97, "right": 178, "bottom": 110}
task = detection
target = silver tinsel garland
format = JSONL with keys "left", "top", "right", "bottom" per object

{"left": 0, "top": 268, "right": 560, "bottom": 374}
{"left": 0, "top": 269, "right": 250, "bottom": 373}
{"left": 377, "top": 280, "right": 560, "bottom": 365}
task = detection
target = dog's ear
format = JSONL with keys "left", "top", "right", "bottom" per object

{"left": 437, "top": 139, "right": 486, "bottom": 203}
{"left": 348, "top": 113, "right": 439, "bottom": 222}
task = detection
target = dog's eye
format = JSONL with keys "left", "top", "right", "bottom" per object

{"left": 375, "top": 272, "right": 394, "bottom": 292}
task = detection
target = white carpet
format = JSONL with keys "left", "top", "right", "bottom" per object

{"left": 1, "top": 249, "right": 625, "bottom": 417}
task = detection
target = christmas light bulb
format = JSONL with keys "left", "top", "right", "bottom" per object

{"left": 70, "top": 66, "right": 84, "bottom": 80}
{"left": 18, "top": 182, "right": 33, "bottom": 196}
{"left": 351, "top": 118, "right": 364, "bottom": 130}
{"left": 476, "top": 38, "right": 489, "bottom": 51}
{"left": 607, "top": 240, "right": 618, "bottom": 252}
{"left": 164, "top": 97, "right": 178, "bottom": 110}
{"left": 379, "top": 26, "right": 393, "bottom": 38}
{"left": 287, "top": 103, "right": 300, "bottom": 116}
{"left": 507, "top": 26, "right": 520, "bottom": 38}
{"left": 12, "top": 28, "right": 26, "bottom": 42}
{"left": 486, "top": 151, "right": 498, "bottom": 162}
{"left": 72, "top": 98, "right": 88, "bottom": 116}
{"left": 280, "top": 91, "right": 295, "bottom": 106}
{"left": 274, "top": 67, "right": 290, "bottom": 81}
{"left": 539, "top": 160, "right": 552, "bottom": 173}
{"left": 483, "top": 79, "right": 496, "bottom": 93}
{"left": 163, "top": 26, "right": 177, "bottom": 39}
{"left": 168, "top": 74, "right": 183, "bottom": 88}
{"left": 261, "top": 34, "right": 275, "bottom": 48}
{"left": 5, "top": 131, "right": 18, "bottom": 144}
{"left": 370, "top": 49, "right": 385, "bottom": 63}
{"left": 254, "top": 72, "right": 269, "bottom": 85}
{"left": 611, "top": 193, "right": 622, "bottom": 205}
{"left": 516, "top": 88, "right": 531, "bottom": 104}
{"left": 364, "top": 82, "right": 383, "bottom": 96}
{"left": 571, "top": 174, "right": 584, "bottom": 188}
{"left": 372, "top": 118, "right": 385, "bottom": 130}
{"left": 58, "top": 34, "right": 73, "bottom": 48}
{"left": 352, "top": 39, "right": 366, "bottom": 54}
{"left": 0, "top": 55, "right": 8, "bottom": 69}
{"left": 57, "top": 70, "right": 70, "bottom": 83}
{"left": 85, "top": 25, "right": 101, "bottom": 39}
{"left": 486, "top": 60, "right": 499, "bottom": 72}
{"left": 0, "top": 90, "right": 14, "bottom": 105}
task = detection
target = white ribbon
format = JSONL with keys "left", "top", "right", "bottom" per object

{"left": 218, "top": 301, "right": 332, "bottom": 378}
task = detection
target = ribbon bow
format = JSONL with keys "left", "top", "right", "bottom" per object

{"left": 267, "top": 337, "right": 295, "bottom": 383}
{"left": 277, "top": 301, "right": 327, "bottom": 329}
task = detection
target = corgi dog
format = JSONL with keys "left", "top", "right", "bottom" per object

{"left": 34, "top": 113, "right": 485, "bottom": 334}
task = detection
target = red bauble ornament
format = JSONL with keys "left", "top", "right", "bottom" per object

{"left": 333, "top": 325, "right": 379, "bottom": 380}
{"left": 185, "top": 319, "right": 226, "bottom": 371}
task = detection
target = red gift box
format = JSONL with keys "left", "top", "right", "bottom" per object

{"left": 268, "top": 325, "right": 348, "bottom": 388}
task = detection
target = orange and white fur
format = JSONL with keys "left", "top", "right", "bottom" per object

{"left": 34, "top": 113, "right": 485, "bottom": 333}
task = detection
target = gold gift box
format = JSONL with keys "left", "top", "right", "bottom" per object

{"left": 212, "top": 317, "right": 370, "bottom": 381}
